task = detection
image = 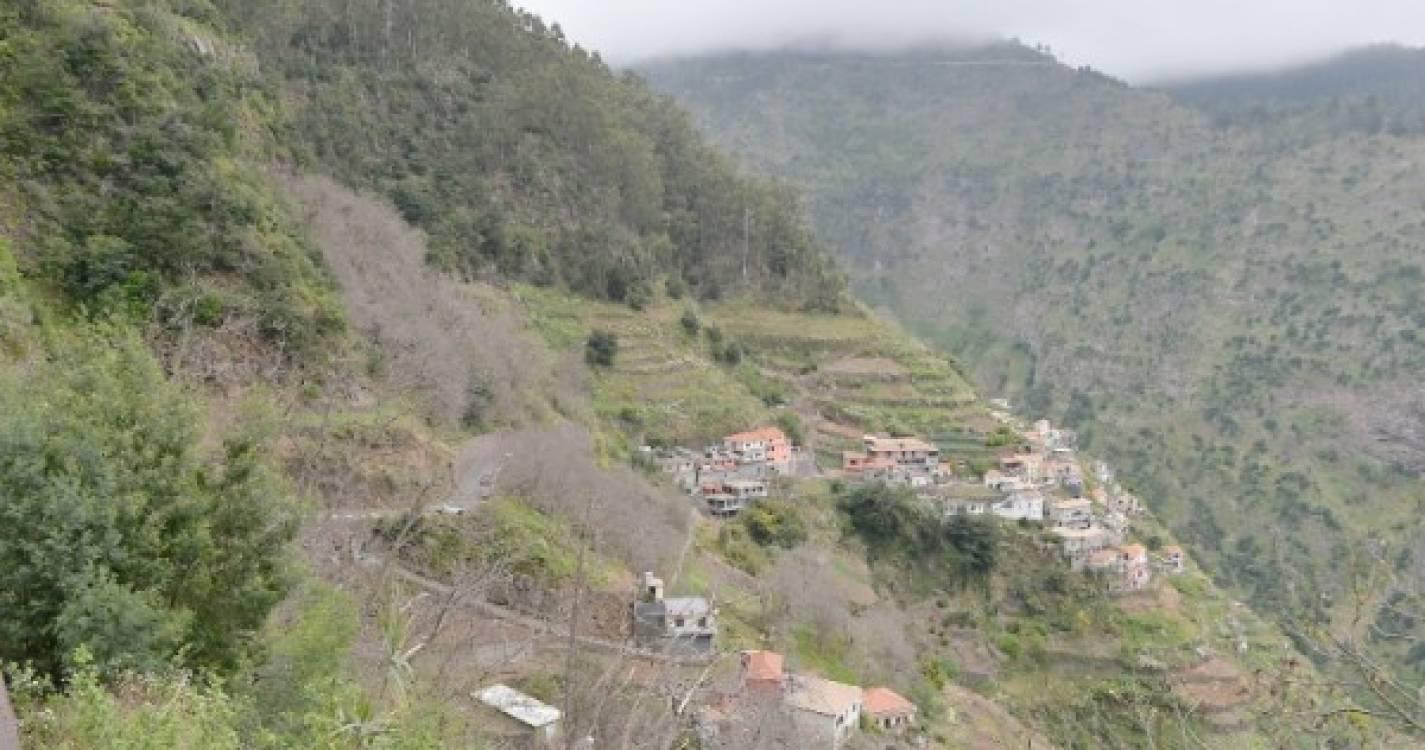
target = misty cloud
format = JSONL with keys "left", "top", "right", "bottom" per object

{"left": 514, "top": 0, "right": 1425, "bottom": 82}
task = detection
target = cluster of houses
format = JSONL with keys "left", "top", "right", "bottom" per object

{"left": 628, "top": 572, "right": 922, "bottom": 747}
{"left": 649, "top": 426, "right": 795, "bottom": 518}
{"left": 476, "top": 411, "right": 1195, "bottom": 746}
{"left": 699, "top": 650, "right": 918, "bottom": 749}
{"left": 840, "top": 434, "right": 950, "bottom": 488}
{"left": 942, "top": 417, "right": 1186, "bottom": 593}
{"left": 648, "top": 414, "right": 1187, "bottom": 595}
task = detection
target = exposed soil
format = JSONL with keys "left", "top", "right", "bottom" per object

{"left": 942, "top": 684, "right": 1059, "bottom": 750}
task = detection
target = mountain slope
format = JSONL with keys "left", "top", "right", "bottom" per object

{"left": 1168, "top": 44, "right": 1425, "bottom": 135}
{"left": 215, "top": 0, "right": 845, "bottom": 311}
{"left": 643, "top": 44, "right": 1425, "bottom": 698}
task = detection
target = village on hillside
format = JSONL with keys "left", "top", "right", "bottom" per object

{"left": 601, "top": 404, "right": 1195, "bottom": 748}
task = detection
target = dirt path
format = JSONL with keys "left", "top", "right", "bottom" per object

{"left": 0, "top": 679, "right": 17, "bottom": 750}
{"left": 381, "top": 560, "right": 712, "bottom": 667}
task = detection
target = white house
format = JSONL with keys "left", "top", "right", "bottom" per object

{"left": 992, "top": 490, "right": 1045, "bottom": 522}
{"left": 784, "top": 674, "right": 863, "bottom": 748}
{"left": 944, "top": 498, "right": 990, "bottom": 517}
{"left": 1048, "top": 498, "right": 1093, "bottom": 530}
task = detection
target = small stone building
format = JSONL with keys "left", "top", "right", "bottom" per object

{"left": 631, "top": 572, "right": 716, "bottom": 655}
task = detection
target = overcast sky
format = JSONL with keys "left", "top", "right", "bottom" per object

{"left": 514, "top": 0, "right": 1425, "bottom": 83}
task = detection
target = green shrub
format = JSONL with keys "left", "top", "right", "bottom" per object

{"left": 740, "top": 500, "right": 809, "bottom": 549}
{"left": 774, "top": 412, "right": 805, "bottom": 445}
{"left": 0, "top": 329, "right": 300, "bottom": 680}
{"left": 585, "top": 330, "right": 619, "bottom": 367}
{"left": 680, "top": 308, "right": 701, "bottom": 335}
{"left": 716, "top": 524, "right": 769, "bottom": 574}
{"left": 713, "top": 340, "right": 745, "bottom": 365}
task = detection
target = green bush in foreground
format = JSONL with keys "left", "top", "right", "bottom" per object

{"left": 0, "top": 328, "right": 301, "bottom": 680}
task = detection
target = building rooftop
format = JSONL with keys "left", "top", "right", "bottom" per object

{"left": 1086, "top": 549, "right": 1120, "bottom": 568}
{"left": 1119, "top": 543, "right": 1148, "bottom": 559}
{"left": 1051, "top": 526, "right": 1108, "bottom": 540}
{"left": 476, "top": 684, "right": 562, "bottom": 729}
{"left": 662, "top": 597, "right": 712, "bottom": 617}
{"left": 864, "top": 436, "right": 938, "bottom": 453}
{"left": 741, "top": 650, "right": 785, "bottom": 683}
{"left": 784, "top": 675, "right": 862, "bottom": 717}
{"left": 726, "top": 427, "right": 788, "bottom": 444}
{"left": 862, "top": 687, "right": 916, "bottom": 717}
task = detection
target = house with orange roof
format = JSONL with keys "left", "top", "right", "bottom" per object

{"left": 723, "top": 427, "right": 792, "bottom": 471}
{"left": 862, "top": 686, "right": 917, "bottom": 732}
{"left": 842, "top": 451, "right": 896, "bottom": 473}
{"left": 739, "top": 650, "right": 786, "bottom": 694}
{"left": 862, "top": 435, "right": 939, "bottom": 469}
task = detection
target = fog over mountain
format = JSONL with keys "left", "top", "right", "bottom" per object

{"left": 516, "top": 0, "right": 1425, "bottom": 82}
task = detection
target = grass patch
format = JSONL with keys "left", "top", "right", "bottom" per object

{"left": 790, "top": 625, "right": 860, "bottom": 684}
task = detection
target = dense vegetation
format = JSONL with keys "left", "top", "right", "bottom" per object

{"left": 839, "top": 483, "right": 998, "bottom": 593}
{"left": 213, "top": 0, "right": 845, "bottom": 311}
{"left": 645, "top": 43, "right": 1425, "bottom": 697}
{"left": 0, "top": 1, "right": 343, "bottom": 353}
{"left": 0, "top": 329, "right": 298, "bottom": 680}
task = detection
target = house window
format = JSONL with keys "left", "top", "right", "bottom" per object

{"left": 698, "top": 617, "right": 708, "bottom": 628}
{"left": 674, "top": 617, "right": 685, "bottom": 628}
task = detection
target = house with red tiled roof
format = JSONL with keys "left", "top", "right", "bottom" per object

{"left": 863, "top": 435, "right": 939, "bottom": 468}
{"left": 862, "top": 686, "right": 917, "bottom": 732}
{"left": 740, "top": 650, "right": 786, "bottom": 694}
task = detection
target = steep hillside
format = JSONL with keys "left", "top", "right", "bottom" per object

{"left": 215, "top": 0, "right": 845, "bottom": 311}
{"left": 0, "top": 0, "right": 842, "bottom": 746}
{"left": 643, "top": 44, "right": 1425, "bottom": 706}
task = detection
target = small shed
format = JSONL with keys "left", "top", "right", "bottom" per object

{"left": 475, "top": 684, "right": 562, "bottom": 748}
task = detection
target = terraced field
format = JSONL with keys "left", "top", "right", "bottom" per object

{"left": 515, "top": 286, "right": 988, "bottom": 458}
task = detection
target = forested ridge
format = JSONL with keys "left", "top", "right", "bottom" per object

{"left": 217, "top": 0, "right": 845, "bottom": 310}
